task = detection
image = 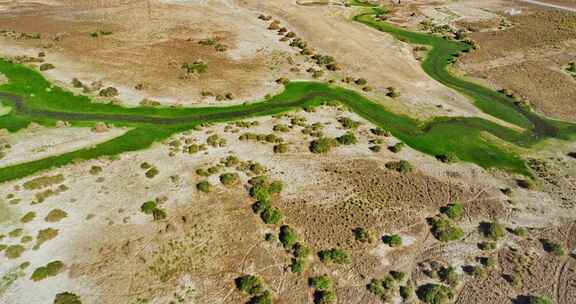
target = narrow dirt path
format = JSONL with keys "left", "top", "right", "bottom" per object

{"left": 516, "top": 0, "right": 576, "bottom": 12}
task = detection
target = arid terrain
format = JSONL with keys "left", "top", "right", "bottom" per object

{"left": 0, "top": 1, "right": 575, "bottom": 304}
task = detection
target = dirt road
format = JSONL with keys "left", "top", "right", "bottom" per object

{"left": 516, "top": 0, "right": 576, "bottom": 12}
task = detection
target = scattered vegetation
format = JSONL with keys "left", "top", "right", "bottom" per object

{"left": 5, "top": 245, "right": 24, "bottom": 259}
{"left": 35, "top": 228, "right": 59, "bottom": 249}
{"left": 23, "top": 174, "right": 64, "bottom": 190}
{"left": 31, "top": 261, "right": 64, "bottom": 281}
{"left": 279, "top": 225, "right": 298, "bottom": 249}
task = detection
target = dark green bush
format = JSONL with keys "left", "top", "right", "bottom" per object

{"left": 336, "top": 132, "right": 358, "bottom": 145}
{"left": 220, "top": 172, "right": 240, "bottom": 186}
{"left": 416, "top": 283, "right": 454, "bottom": 304}
{"left": 478, "top": 241, "right": 496, "bottom": 251}
{"left": 400, "top": 285, "right": 413, "bottom": 299}
{"left": 273, "top": 143, "right": 289, "bottom": 154}
{"left": 479, "top": 221, "right": 504, "bottom": 241}
{"left": 440, "top": 203, "right": 464, "bottom": 220}
{"left": 390, "top": 270, "right": 406, "bottom": 282}
{"left": 196, "top": 181, "right": 213, "bottom": 193}
{"left": 430, "top": 217, "right": 464, "bottom": 242}
{"left": 337, "top": 117, "right": 359, "bottom": 129}
{"left": 261, "top": 207, "right": 282, "bottom": 225}
{"left": 314, "top": 290, "right": 337, "bottom": 304}
{"left": 309, "top": 275, "right": 333, "bottom": 291}
{"left": 31, "top": 261, "right": 64, "bottom": 281}
{"left": 382, "top": 234, "right": 402, "bottom": 247}
{"left": 438, "top": 266, "right": 459, "bottom": 286}
{"left": 436, "top": 153, "right": 458, "bottom": 163}
{"left": 385, "top": 160, "right": 413, "bottom": 173}
{"left": 290, "top": 258, "right": 306, "bottom": 273}
{"left": 152, "top": 208, "right": 167, "bottom": 221}
{"left": 388, "top": 142, "right": 405, "bottom": 153}
{"left": 318, "top": 248, "right": 351, "bottom": 264}
{"left": 54, "top": 292, "right": 82, "bottom": 304}
{"left": 541, "top": 239, "right": 565, "bottom": 256}
{"left": 353, "top": 227, "right": 372, "bottom": 243}
{"left": 250, "top": 183, "right": 271, "bottom": 202}
{"left": 526, "top": 295, "right": 553, "bottom": 304}
{"left": 140, "top": 201, "right": 156, "bottom": 214}
{"left": 235, "top": 275, "right": 264, "bottom": 296}
{"left": 279, "top": 225, "right": 298, "bottom": 249}
{"left": 310, "top": 138, "right": 338, "bottom": 154}
{"left": 252, "top": 200, "right": 271, "bottom": 214}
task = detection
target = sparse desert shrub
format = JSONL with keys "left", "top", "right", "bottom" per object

{"left": 264, "top": 233, "right": 276, "bottom": 242}
{"left": 152, "top": 208, "right": 167, "bottom": 221}
{"left": 430, "top": 217, "right": 464, "bottom": 242}
{"left": 273, "top": 124, "right": 290, "bottom": 132}
{"left": 250, "top": 183, "right": 271, "bottom": 202}
{"left": 386, "top": 86, "right": 400, "bottom": 98}
{"left": 526, "top": 295, "right": 553, "bottom": 304}
{"left": 416, "top": 283, "right": 454, "bottom": 304}
{"left": 310, "top": 138, "right": 338, "bottom": 154}
{"left": 385, "top": 160, "right": 414, "bottom": 173}
{"left": 140, "top": 162, "right": 151, "bottom": 170}
{"left": 338, "top": 117, "right": 359, "bottom": 129}
{"left": 98, "top": 86, "right": 119, "bottom": 97}
{"left": 45, "top": 209, "right": 68, "bottom": 222}
{"left": 480, "top": 256, "right": 496, "bottom": 268}
{"left": 309, "top": 275, "right": 333, "bottom": 291}
{"left": 89, "top": 166, "right": 102, "bottom": 175}
{"left": 35, "top": 228, "right": 59, "bottom": 249}
{"left": 31, "top": 260, "right": 64, "bottom": 281}
{"left": 219, "top": 173, "right": 240, "bottom": 186}
{"left": 318, "top": 248, "right": 351, "bottom": 264}
{"left": 5, "top": 245, "right": 25, "bottom": 259}
{"left": 20, "top": 212, "right": 36, "bottom": 223}
{"left": 314, "top": 290, "right": 337, "bottom": 304}
{"left": 355, "top": 78, "right": 367, "bottom": 85}
{"left": 388, "top": 142, "right": 405, "bottom": 153}
{"left": 510, "top": 226, "right": 527, "bottom": 237}
{"left": 145, "top": 167, "right": 159, "bottom": 178}
{"left": 353, "top": 227, "right": 372, "bottom": 243}
{"left": 369, "top": 145, "right": 381, "bottom": 152}
{"left": 207, "top": 134, "right": 226, "bottom": 147}
{"left": 279, "top": 225, "right": 298, "bottom": 249}
{"left": 293, "top": 242, "right": 312, "bottom": 259}
{"left": 252, "top": 200, "right": 271, "bottom": 214}
{"left": 260, "top": 207, "right": 282, "bottom": 225}
{"left": 370, "top": 128, "right": 390, "bottom": 136}
{"left": 367, "top": 277, "right": 396, "bottom": 301}
{"left": 400, "top": 285, "right": 413, "bottom": 299}
{"left": 71, "top": 78, "right": 83, "bottom": 88}
{"left": 480, "top": 221, "right": 505, "bottom": 241}
{"left": 541, "top": 239, "right": 565, "bottom": 256}
{"left": 273, "top": 143, "right": 289, "bottom": 154}
{"left": 181, "top": 61, "right": 208, "bottom": 74}
{"left": 440, "top": 203, "right": 464, "bottom": 220}
{"left": 248, "top": 290, "right": 272, "bottom": 304}
{"left": 54, "top": 292, "right": 82, "bottom": 304}
{"left": 436, "top": 153, "right": 458, "bottom": 163}
{"left": 390, "top": 271, "right": 406, "bottom": 282}
{"left": 196, "top": 181, "right": 213, "bottom": 193}
{"left": 438, "top": 266, "right": 459, "bottom": 286}
{"left": 140, "top": 201, "right": 157, "bottom": 214}
{"left": 290, "top": 258, "right": 306, "bottom": 273}
{"left": 382, "top": 234, "right": 402, "bottom": 247}
{"left": 39, "top": 63, "right": 55, "bottom": 71}
{"left": 235, "top": 275, "right": 264, "bottom": 295}
{"left": 336, "top": 132, "right": 358, "bottom": 145}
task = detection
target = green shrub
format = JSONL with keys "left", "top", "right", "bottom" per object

{"left": 353, "top": 227, "right": 372, "bottom": 243}
{"left": 388, "top": 142, "right": 405, "bottom": 153}
{"left": 440, "top": 203, "right": 464, "bottom": 220}
{"left": 400, "top": 285, "right": 413, "bottom": 299}
{"left": 390, "top": 270, "right": 406, "bottom": 281}
{"left": 152, "top": 208, "right": 167, "bottom": 221}
{"left": 479, "top": 222, "right": 504, "bottom": 241}
{"left": 250, "top": 184, "right": 271, "bottom": 202}
{"left": 54, "top": 292, "right": 82, "bottom": 304}
{"left": 5, "top": 245, "right": 25, "bottom": 259}
{"left": 436, "top": 153, "right": 458, "bottom": 163}
{"left": 369, "top": 145, "right": 381, "bottom": 152}
{"left": 318, "top": 248, "right": 351, "bottom": 264}
{"left": 309, "top": 275, "right": 333, "bottom": 290}
{"left": 269, "top": 181, "right": 283, "bottom": 194}
{"left": 20, "top": 211, "right": 36, "bottom": 223}
{"left": 252, "top": 200, "right": 271, "bottom": 214}
{"left": 196, "top": 181, "right": 213, "bottom": 193}
{"left": 370, "top": 128, "right": 390, "bottom": 136}
{"left": 510, "top": 227, "right": 527, "bottom": 237}
{"left": 338, "top": 117, "right": 359, "bottom": 129}
{"left": 279, "top": 225, "right": 298, "bottom": 249}
{"left": 264, "top": 233, "right": 276, "bottom": 242}
{"left": 385, "top": 160, "right": 413, "bottom": 173}
{"left": 526, "top": 295, "right": 553, "bottom": 304}
{"left": 39, "top": 63, "right": 55, "bottom": 71}
{"left": 438, "top": 266, "right": 459, "bottom": 286}
{"left": 430, "top": 218, "right": 464, "bottom": 242}
{"left": 480, "top": 256, "right": 496, "bottom": 268}
{"left": 290, "top": 258, "right": 306, "bottom": 273}
{"left": 220, "top": 173, "right": 240, "bottom": 186}
{"left": 222, "top": 155, "right": 240, "bottom": 167}
{"left": 355, "top": 78, "right": 367, "bottom": 86}
{"left": 31, "top": 261, "right": 64, "bottom": 281}
{"left": 541, "top": 239, "right": 565, "bottom": 256}
{"left": 235, "top": 275, "right": 264, "bottom": 295}
{"left": 336, "top": 132, "right": 358, "bottom": 145}
{"left": 273, "top": 124, "right": 290, "bottom": 132}
{"left": 293, "top": 242, "right": 312, "bottom": 259}
{"left": 99, "top": 86, "right": 118, "bottom": 97}
{"left": 45, "top": 209, "right": 68, "bottom": 222}
{"left": 261, "top": 207, "right": 282, "bottom": 225}
{"left": 382, "top": 234, "right": 402, "bottom": 247}
{"left": 9, "top": 228, "right": 23, "bottom": 238}
{"left": 314, "top": 290, "right": 336, "bottom": 304}
{"left": 273, "top": 143, "right": 289, "bottom": 153}
{"left": 35, "top": 228, "right": 59, "bottom": 248}
{"left": 478, "top": 241, "right": 496, "bottom": 251}
{"left": 416, "top": 283, "right": 454, "bottom": 304}
{"left": 310, "top": 138, "right": 338, "bottom": 154}
{"left": 248, "top": 290, "right": 272, "bottom": 304}
{"left": 366, "top": 277, "right": 396, "bottom": 301}
{"left": 145, "top": 167, "right": 159, "bottom": 178}
{"left": 140, "top": 201, "right": 157, "bottom": 214}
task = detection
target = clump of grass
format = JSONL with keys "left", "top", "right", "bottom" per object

{"left": 54, "top": 292, "right": 82, "bottom": 304}
{"left": 400, "top": 285, "right": 413, "bottom": 299}
{"left": 540, "top": 239, "right": 565, "bottom": 256}
{"left": 337, "top": 117, "right": 359, "bottom": 129}
{"left": 353, "top": 227, "right": 372, "bottom": 243}
{"left": 5, "top": 245, "right": 25, "bottom": 259}
{"left": 336, "top": 132, "right": 358, "bottom": 145}
{"left": 318, "top": 248, "right": 351, "bottom": 264}
{"left": 309, "top": 275, "right": 333, "bottom": 291}
{"left": 440, "top": 203, "right": 464, "bottom": 220}
{"left": 235, "top": 275, "right": 264, "bottom": 295}
{"left": 20, "top": 211, "right": 36, "bottom": 223}
{"left": 145, "top": 167, "right": 159, "bottom": 178}
{"left": 388, "top": 142, "right": 405, "bottom": 153}
{"left": 382, "top": 234, "right": 402, "bottom": 247}
{"left": 35, "top": 228, "right": 58, "bottom": 249}
{"left": 31, "top": 260, "right": 64, "bottom": 281}
{"left": 479, "top": 221, "right": 504, "bottom": 241}
{"left": 416, "top": 283, "right": 454, "bottom": 304}
{"left": 273, "top": 143, "right": 289, "bottom": 153}
{"left": 140, "top": 201, "right": 157, "bottom": 214}
{"left": 525, "top": 295, "right": 553, "bottom": 304}
{"left": 429, "top": 217, "right": 464, "bottom": 242}
{"left": 219, "top": 173, "right": 240, "bottom": 186}
{"left": 9, "top": 228, "right": 23, "bottom": 238}
{"left": 196, "top": 181, "right": 213, "bottom": 193}
{"left": 510, "top": 226, "right": 527, "bottom": 237}
{"left": 478, "top": 241, "right": 496, "bottom": 251}
{"left": 310, "top": 137, "right": 338, "bottom": 154}
{"left": 367, "top": 276, "right": 396, "bottom": 301}
{"left": 45, "top": 209, "right": 68, "bottom": 222}
{"left": 23, "top": 174, "right": 64, "bottom": 190}
{"left": 260, "top": 207, "right": 283, "bottom": 225}
{"left": 385, "top": 160, "right": 413, "bottom": 173}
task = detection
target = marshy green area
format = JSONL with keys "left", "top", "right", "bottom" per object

{"left": 0, "top": 7, "right": 574, "bottom": 182}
